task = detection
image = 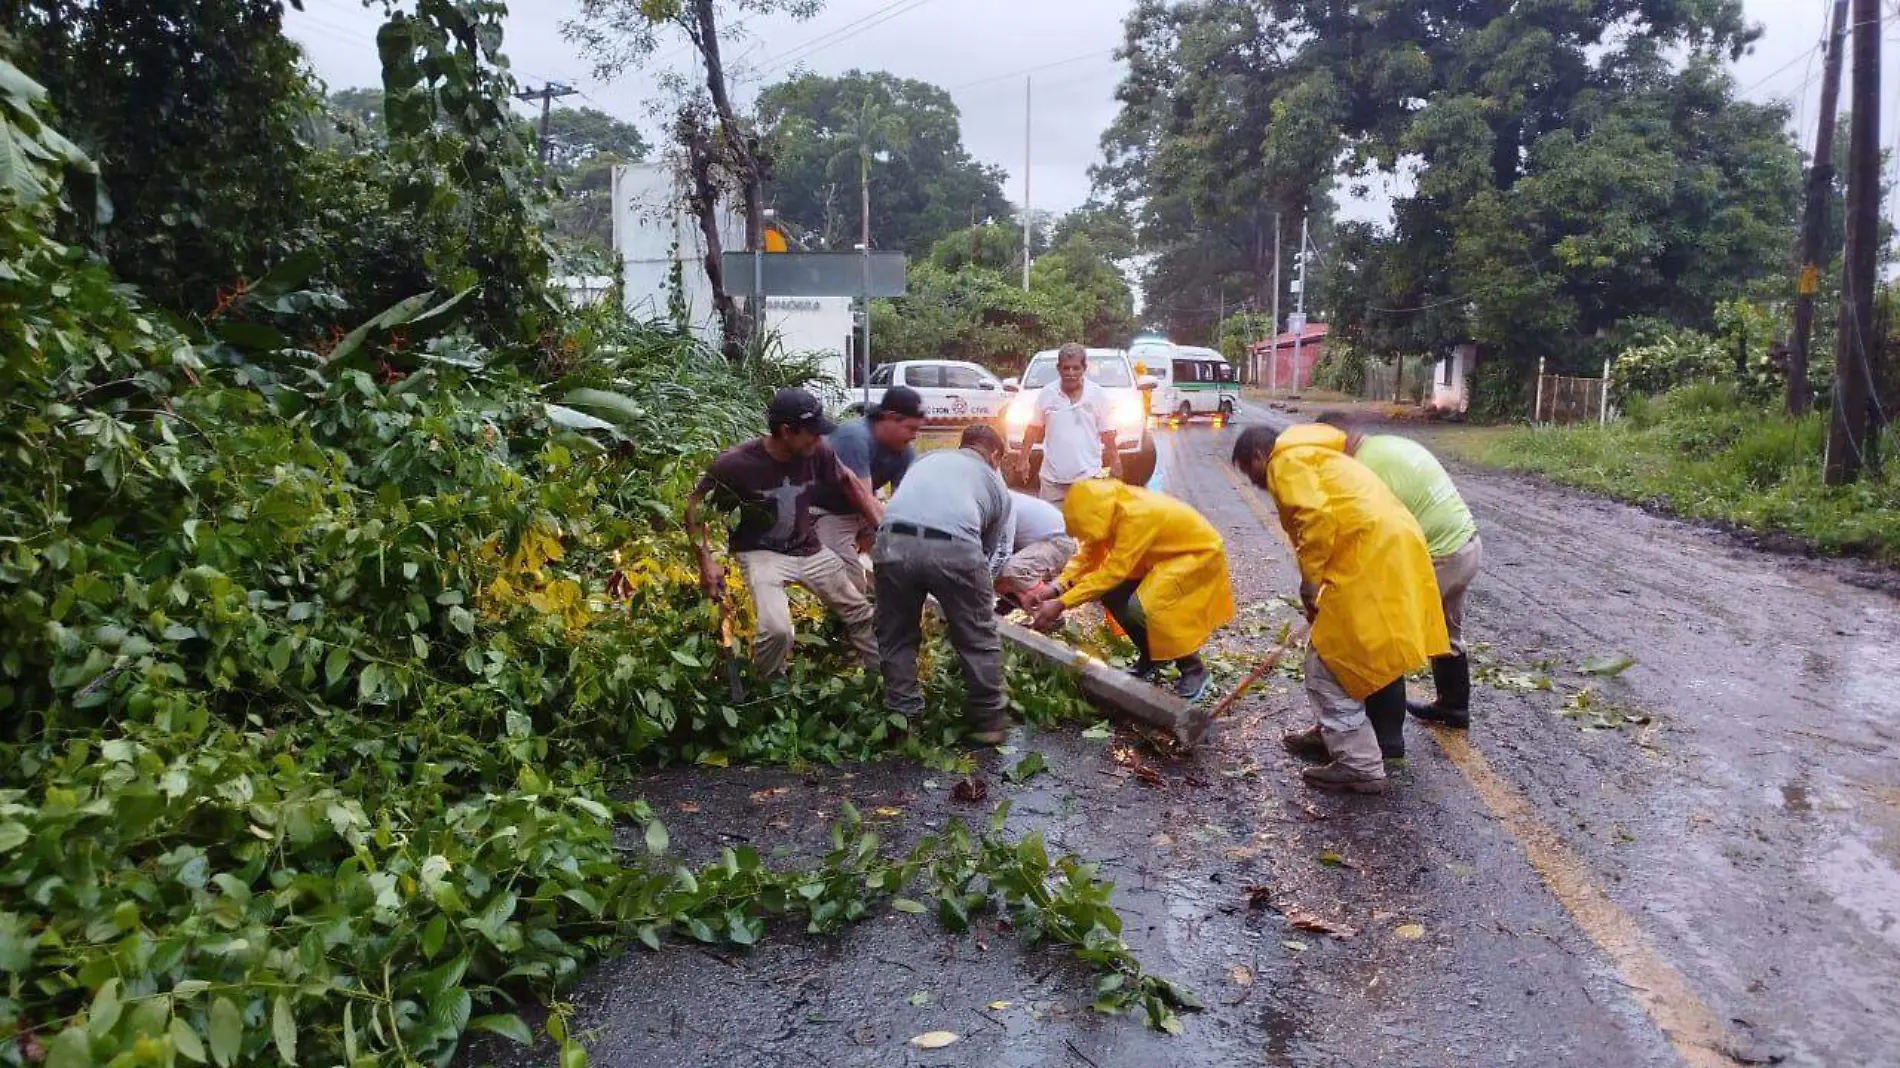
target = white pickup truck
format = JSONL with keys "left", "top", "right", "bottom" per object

{"left": 843, "top": 360, "right": 1011, "bottom": 424}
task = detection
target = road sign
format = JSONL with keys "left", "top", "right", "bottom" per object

{"left": 723, "top": 251, "right": 907, "bottom": 298}
{"left": 1287, "top": 312, "right": 1307, "bottom": 334}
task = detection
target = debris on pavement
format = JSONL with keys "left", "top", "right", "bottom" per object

{"left": 951, "top": 776, "right": 989, "bottom": 803}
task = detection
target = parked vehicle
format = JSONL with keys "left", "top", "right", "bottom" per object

{"left": 845, "top": 360, "right": 1010, "bottom": 423}
{"left": 1002, "top": 348, "right": 1159, "bottom": 487}
{"left": 1130, "top": 342, "right": 1239, "bottom": 421}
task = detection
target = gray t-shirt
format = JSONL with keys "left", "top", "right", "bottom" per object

{"left": 882, "top": 448, "right": 1010, "bottom": 557}
{"left": 814, "top": 417, "right": 914, "bottom": 512}
{"left": 1009, "top": 491, "right": 1065, "bottom": 547}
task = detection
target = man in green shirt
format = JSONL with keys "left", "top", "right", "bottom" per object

{"left": 1317, "top": 413, "right": 1481, "bottom": 731}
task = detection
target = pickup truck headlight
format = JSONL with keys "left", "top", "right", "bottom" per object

{"left": 1112, "top": 395, "right": 1145, "bottom": 430}
{"left": 1005, "top": 398, "right": 1035, "bottom": 429}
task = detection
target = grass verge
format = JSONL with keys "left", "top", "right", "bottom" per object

{"left": 1434, "top": 384, "right": 1900, "bottom": 566}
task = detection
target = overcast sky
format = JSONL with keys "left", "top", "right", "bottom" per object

{"left": 290, "top": 0, "right": 1899, "bottom": 227}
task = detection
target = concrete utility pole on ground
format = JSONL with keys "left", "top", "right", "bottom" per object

{"left": 1824, "top": 0, "right": 1880, "bottom": 485}
{"left": 514, "top": 83, "right": 579, "bottom": 166}
{"left": 1790, "top": 0, "right": 1849, "bottom": 417}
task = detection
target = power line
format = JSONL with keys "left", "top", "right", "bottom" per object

{"left": 948, "top": 48, "right": 1119, "bottom": 92}
{"left": 751, "top": 0, "right": 937, "bottom": 79}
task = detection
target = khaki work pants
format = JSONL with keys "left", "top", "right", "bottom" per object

{"left": 1433, "top": 534, "right": 1483, "bottom": 651}
{"left": 736, "top": 549, "right": 878, "bottom": 678}
{"left": 814, "top": 510, "right": 873, "bottom": 594}
{"left": 999, "top": 535, "right": 1078, "bottom": 592}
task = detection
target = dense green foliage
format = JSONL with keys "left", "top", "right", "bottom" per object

{"left": 757, "top": 70, "right": 1011, "bottom": 253}
{"left": 0, "top": 9, "right": 1185, "bottom": 1068}
{"left": 872, "top": 207, "right": 1138, "bottom": 369}
{"left": 315, "top": 89, "right": 648, "bottom": 251}
{"left": 1440, "top": 384, "right": 1899, "bottom": 563}
{"left": 1, "top": 0, "right": 314, "bottom": 313}
{"left": 1097, "top": 0, "right": 1805, "bottom": 372}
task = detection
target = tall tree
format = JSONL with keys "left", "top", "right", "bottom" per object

{"left": 757, "top": 70, "right": 1010, "bottom": 252}
{"left": 1099, "top": 0, "right": 1803, "bottom": 372}
{"left": 2, "top": 0, "right": 313, "bottom": 313}
{"left": 566, "top": 0, "right": 822, "bottom": 357}
{"left": 827, "top": 94, "right": 908, "bottom": 255}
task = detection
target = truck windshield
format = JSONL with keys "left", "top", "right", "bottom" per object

{"left": 1022, "top": 358, "right": 1134, "bottom": 389}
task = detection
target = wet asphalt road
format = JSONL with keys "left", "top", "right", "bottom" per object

{"left": 522, "top": 405, "right": 1900, "bottom": 1068}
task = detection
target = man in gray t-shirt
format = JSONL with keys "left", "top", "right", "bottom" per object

{"left": 815, "top": 386, "right": 924, "bottom": 591}
{"left": 872, "top": 424, "right": 1014, "bottom": 743}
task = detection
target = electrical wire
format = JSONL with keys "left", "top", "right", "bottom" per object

{"left": 750, "top": 0, "right": 937, "bottom": 79}
{"left": 948, "top": 48, "right": 1120, "bottom": 92}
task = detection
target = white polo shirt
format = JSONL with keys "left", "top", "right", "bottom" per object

{"left": 1030, "top": 379, "right": 1116, "bottom": 485}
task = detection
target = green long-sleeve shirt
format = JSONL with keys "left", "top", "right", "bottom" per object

{"left": 1354, "top": 435, "right": 1477, "bottom": 558}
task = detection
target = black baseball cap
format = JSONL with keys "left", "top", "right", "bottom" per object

{"left": 766, "top": 388, "right": 838, "bottom": 435}
{"left": 873, "top": 385, "right": 926, "bottom": 420}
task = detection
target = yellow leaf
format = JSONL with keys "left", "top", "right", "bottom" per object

{"left": 987, "top": 1001, "right": 1011, "bottom": 1011}
{"left": 1230, "top": 966, "right": 1252, "bottom": 985}
{"left": 1395, "top": 923, "right": 1425, "bottom": 940}
{"left": 872, "top": 807, "right": 902, "bottom": 818}
{"left": 908, "top": 1032, "right": 959, "bottom": 1050}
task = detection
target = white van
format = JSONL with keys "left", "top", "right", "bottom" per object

{"left": 1131, "top": 343, "right": 1239, "bottom": 422}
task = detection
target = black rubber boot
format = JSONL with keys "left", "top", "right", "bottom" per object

{"left": 1409, "top": 653, "right": 1471, "bottom": 729}
{"left": 1365, "top": 677, "right": 1408, "bottom": 760}
{"left": 1172, "top": 654, "right": 1210, "bottom": 701}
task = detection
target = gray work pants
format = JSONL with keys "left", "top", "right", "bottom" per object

{"left": 872, "top": 532, "right": 1008, "bottom": 729}
{"left": 1304, "top": 645, "right": 1386, "bottom": 778}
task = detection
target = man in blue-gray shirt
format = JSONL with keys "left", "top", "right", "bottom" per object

{"left": 873, "top": 424, "right": 1014, "bottom": 743}
{"left": 813, "top": 386, "right": 925, "bottom": 591}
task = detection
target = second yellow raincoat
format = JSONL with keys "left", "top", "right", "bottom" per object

{"left": 1267, "top": 424, "right": 1450, "bottom": 699}
{"left": 1057, "top": 480, "right": 1235, "bottom": 661}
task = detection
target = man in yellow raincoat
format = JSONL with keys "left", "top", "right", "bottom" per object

{"left": 1230, "top": 424, "right": 1449, "bottom": 793}
{"left": 1025, "top": 479, "right": 1235, "bottom": 700}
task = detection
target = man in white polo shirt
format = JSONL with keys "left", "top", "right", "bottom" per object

{"left": 1014, "top": 342, "right": 1120, "bottom": 503}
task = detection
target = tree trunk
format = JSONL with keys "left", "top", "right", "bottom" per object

{"left": 688, "top": 0, "right": 762, "bottom": 347}
{"left": 691, "top": 0, "right": 763, "bottom": 254}
{"left": 679, "top": 112, "right": 745, "bottom": 362}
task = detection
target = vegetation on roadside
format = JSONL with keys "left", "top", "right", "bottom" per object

{"left": 1439, "top": 384, "right": 1900, "bottom": 564}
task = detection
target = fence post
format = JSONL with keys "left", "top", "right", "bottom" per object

{"left": 1600, "top": 358, "right": 1611, "bottom": 426}
{"left": 1533, "top": 356, "right": 1547, "bottom": 424}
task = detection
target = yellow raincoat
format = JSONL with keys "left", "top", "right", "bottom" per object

{"left": 1267, "top": 424, "right": 1449, "bottom": 699}
{"left": 1057, "top": 480, "right": 1235, "bottom": 661}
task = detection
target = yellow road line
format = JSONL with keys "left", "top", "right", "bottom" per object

{"left": 1211, "top": 454, "right": 1741, "bottom": 1068}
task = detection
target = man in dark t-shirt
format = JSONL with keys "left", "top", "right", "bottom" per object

{"left": 813, "top": 386, "right": 925, "bottom": 591}
{"left": 686, "top": 389, "right": 883, "bottom": 677}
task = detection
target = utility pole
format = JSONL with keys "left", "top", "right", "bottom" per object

{"left": 1825, "top": 0, "right": 1880, "bottom": 484}
{"left": 1269, "top": 213, "right": 1282, "bottom": 392}
{"left": 1290, "top": 214, "right": 1309, "bottom": 391}
{"left": 861, "top": 154, "right": 873, "bottom": 406}
{"left": 1022, "top": 76, "right": 1033, "bottom": 289}
{"left": 1789, "top": 0, "right": 1849, "bottom": 416}
{"left": 514, "top": 82, "right": 579, "bottom": 166}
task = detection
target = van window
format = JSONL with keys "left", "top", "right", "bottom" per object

{"left": 870, "top": 364, "right": 893, "bottom": 386}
